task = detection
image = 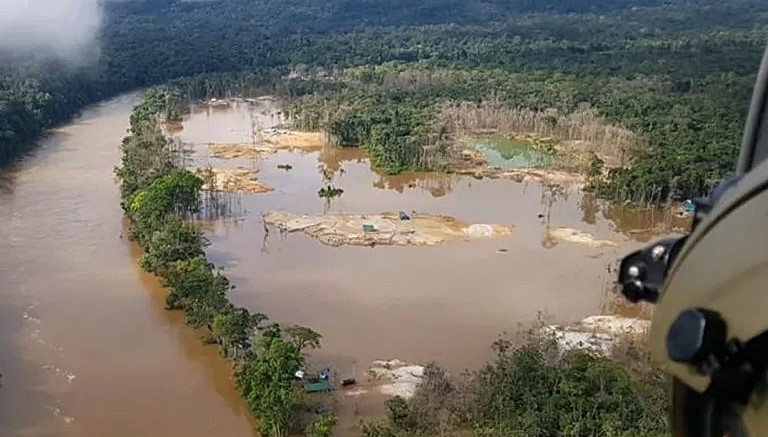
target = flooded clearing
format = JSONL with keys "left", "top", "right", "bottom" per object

{"left": 0, "top": 96, "right": 690, "bottom": 437}
{"left": 473, "top": 135, "right": 557, "bottom": 168}
{"left": 174, "top": 98, "right": 689, "bottom": 433}
{"left": 454, "top": 145, "right": 586, "bottom": 184}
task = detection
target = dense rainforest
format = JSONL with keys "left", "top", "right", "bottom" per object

{"left": 3, "top": 1, "right": 762, "bottom": 435}
{"left": 1, "top": 0, "right": 767, "bottom": 200}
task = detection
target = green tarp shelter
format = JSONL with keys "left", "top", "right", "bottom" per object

{"left": 303, "top": 380, "right": 334, "bottom": 393}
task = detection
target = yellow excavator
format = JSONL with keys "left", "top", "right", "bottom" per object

{"left": 617, "top": 44, "right": 768, "bottom": 437}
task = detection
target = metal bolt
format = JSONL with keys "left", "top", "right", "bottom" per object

{"left": 666, "top": 308, "right": 726, "bottom": 372}
{"left": 627, "top": 265, "right": 641, "bottom": 278}
{"left": 651, "top": 245, "right": 666, "bottom": 261}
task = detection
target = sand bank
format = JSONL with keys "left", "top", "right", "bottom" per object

{"left": 263, "top": 211, "right": 513, "bottom": 247}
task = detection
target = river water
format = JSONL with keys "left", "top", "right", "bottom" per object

{"left": 0, "top": 95, "right": 687, "bottom": 436}
{"left": 0, "top": 94, "right": 255, "bottom": 437}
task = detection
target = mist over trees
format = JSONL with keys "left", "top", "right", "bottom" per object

{"left": 0, "top": 0, "right": 103, "bottom": 64}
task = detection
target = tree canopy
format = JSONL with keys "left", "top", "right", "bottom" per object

{"left": 2, "top": 0, "right": 766, "bottom": 200}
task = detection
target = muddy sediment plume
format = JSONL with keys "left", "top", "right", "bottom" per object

{"left": 263, "top": 211, "right": 513, "bottom": 247}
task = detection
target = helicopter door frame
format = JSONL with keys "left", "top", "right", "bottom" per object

{"left": 738, "top": 45, "right": 768, "bottom": 175}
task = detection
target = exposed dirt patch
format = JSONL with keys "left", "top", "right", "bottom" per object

{"left": 195, "top": 167, "right": 273, "bottom": 194}
{"left": 209, "top": 143, "right": 272, "bottom": 159}
{"left": 262, "top": 130, "right": 327, "bottom": 150}
{"left": 545, "top": 227, "right": 618, "bottom": 248}
{"left": 492, "top": 168, "right": 585, "bottom": 185}
{"left": 208, "top": 131, "right": 328, "bottom": 160}
{"left": 604, "top": 292, "right": 655, "bottom": 320}
{"left": 205, "top": 98, "right": 231, "bottom": 108}
{"left": 365, "top": 359, "right": 424, "bottom": 399}
{"left": 561, "top": 139, "right": 626, "bottom": 168}
{"left": 263, "top": 211, "right": 513, "bottom": 247}
{"left": 542, "top": 315, "right": 650, "bottom": 356}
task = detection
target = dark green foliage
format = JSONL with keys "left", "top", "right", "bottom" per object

{"left": 128, "top": 168, "right": 203, "bottom": 243}
{"left": 301, "top": 93, "right": 443, "bottom": 173}
{"left": 162, "top": 257, "right": 228, "bottom": 317}
{"left": 317, "top": 185, "right": 344, "bottom": 199}
{"left": 362, "top": 335, "right": 669, "bottom": 437}
{"left": 236, "top": 325, "right": 304, "bottom": 437}
{"left": 284, "top": 325, "right": 322, "bottom": 353}
{"left": 6, "top": 0, "right": 762, "bottom": 433}
{"left": 471, "top": 337, "right": 668, "bottom": 437}
{"left": 3, "top": 0, "right": 766, "bottom": 200}
{"left": 139, "top": 219, "right": 207, "bottom": 275}
{"left": 306, "top": 414, "right": 338, "bottom": 437}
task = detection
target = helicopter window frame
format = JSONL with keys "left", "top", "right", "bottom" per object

{"left": 738, "top": 46, "right": 768, "bottom": 175}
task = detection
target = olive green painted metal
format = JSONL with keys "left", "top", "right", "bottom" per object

{"left": 646, "top": 44, "right": 768, "bottom": 437}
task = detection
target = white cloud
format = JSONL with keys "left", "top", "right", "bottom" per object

{"left": 0, "top": 0, "right": 103, "bottom": 64}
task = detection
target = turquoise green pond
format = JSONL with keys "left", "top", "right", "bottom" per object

{"left": 475, "top": 136, "right": 555, "bottom": 168}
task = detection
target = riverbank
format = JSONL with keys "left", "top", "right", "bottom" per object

{"left": 0, "top": 93, "right": 257, "bottom": 437}
{"left": 116, "top": 89, "right": 332, "bottom": 436}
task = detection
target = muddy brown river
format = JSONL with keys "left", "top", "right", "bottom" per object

{"left": 0, "top": 95, "right": 686, "bottom": 436}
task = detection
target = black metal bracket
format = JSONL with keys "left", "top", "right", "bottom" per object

{"left": 616, "top": 176, "right": 741, "bottom": 305}
{"left": 618, "top": 237, "right": 688, "bottom": 304}
{"left": 706, "top": 333, "right": 768, "bottom": 405}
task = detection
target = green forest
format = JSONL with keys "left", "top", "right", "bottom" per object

{"left": 1, "top": 0, "right": 767, "bottom": 200}
{"left": 3, "top": 1, "right": 768, "bottom": 435}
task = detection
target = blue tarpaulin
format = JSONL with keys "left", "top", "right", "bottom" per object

{"left": 683, "top": 199, "right": 696, "bottom": 213}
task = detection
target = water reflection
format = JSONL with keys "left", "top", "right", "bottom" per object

{"left": 601, "top": 201, "right": 692, "bottom": 242}
{"left": 372, "top": 172, "right": 459, "bottom": 198}
{"left": 579, "top": 194, "right": 599, "bottom": 225}
{"left": 316, "top": 146, "right": 459, "bottom": 198}
{"left": 318, "top": 146, "right": 368, "bottom": 173}
{"left": 0, "top": 163, "right": 18, "bottom": 196}
{"left": 540, "top": 182, "right": 571, "bottom": 249}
